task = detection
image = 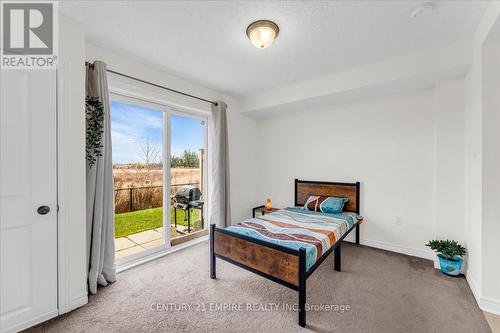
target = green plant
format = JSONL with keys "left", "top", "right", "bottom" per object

{"left": 425, "top": 239, "right": 466, "bottom": 261}
{"left": 86, "top": 96, "right": 104, "bottom": 167}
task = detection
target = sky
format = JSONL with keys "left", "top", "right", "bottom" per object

{"left": 110, "top": 101, "right": 204, "bottom": 164}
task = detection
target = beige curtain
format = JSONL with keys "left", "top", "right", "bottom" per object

{"left": 210, "top": 101, "right": 231, "bottom": 227}
{"left": 85, "top": 61, "right": 116, "bottom": 294}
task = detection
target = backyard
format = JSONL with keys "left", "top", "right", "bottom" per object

{"left": 113, "top": 164, "right": 204, "bottom": 240}
{"left": 115, "top": 206, "right": 202, "bottom": 238}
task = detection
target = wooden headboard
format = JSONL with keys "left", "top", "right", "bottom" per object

{"left": 294, "top": 179, "right": 360, "bottom": 213}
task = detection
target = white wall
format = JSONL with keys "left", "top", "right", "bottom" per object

{"left": 463, "top": 1, "right": 500, "bottom": 315}
{"left": 434, "top": 80, "right": 466, "bottom": 243}
{"left": 255, "top": 86, "right": 465, "bottom": 258}
{"left": 85, "top": 43, "right": 259, "bottom": 224}
{"left": 481, "top": 40, "right": 500, "bottom": 306}
{"left": 463, "top": 36, "right": 483, "bottom": 302}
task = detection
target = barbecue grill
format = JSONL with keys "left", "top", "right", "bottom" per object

{"left": 173, "top": 185, "right": 201, "bottom": 207}
{"left": 172, "top": 185, "right": 204, "bottom": 232}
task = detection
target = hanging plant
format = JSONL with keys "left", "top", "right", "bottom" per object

{"left": 86, "top": 96, "right": 104, "bottom": 167}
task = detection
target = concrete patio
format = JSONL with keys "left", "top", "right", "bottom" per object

{"left": 115, "top": 227, "right": 166, "bottom": 259}
{"left": 115, "top": 224, "right": 207, "bottom": 259}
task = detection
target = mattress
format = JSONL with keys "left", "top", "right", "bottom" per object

{"left": 225, "top": 208, "right": 363, "bottom": 271}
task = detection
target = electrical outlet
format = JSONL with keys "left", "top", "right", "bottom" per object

{"left": 395, "top": 216, "right": 403, "bottom": 226}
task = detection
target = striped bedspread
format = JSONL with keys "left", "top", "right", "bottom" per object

{"left": 225, "top": 208, "right": 363, "bottom": 271}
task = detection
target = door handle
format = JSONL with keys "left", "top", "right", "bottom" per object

{"left": 37, "top": 206, "right": 50, "bottom": 215}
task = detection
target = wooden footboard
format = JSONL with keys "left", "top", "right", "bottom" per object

{"left": 212, "top": 226, "right": 301, "bottom": 287}
{"left": 210, "top": 224, "right": 308, "bottom": 326}
{"left": 209, "top": 221, "right": 360, "bottom": 328}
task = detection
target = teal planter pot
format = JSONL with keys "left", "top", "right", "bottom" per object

{"left": 437, "top": 254, "right": 463, "bottom": 276}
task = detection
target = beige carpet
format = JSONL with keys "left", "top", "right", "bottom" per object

{"left": 28, "top": 242, "right": 490, "bottom": 333}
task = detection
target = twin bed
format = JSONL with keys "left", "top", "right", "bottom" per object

{"left": 209, "top": 179, "right": 363, "bottom": 327}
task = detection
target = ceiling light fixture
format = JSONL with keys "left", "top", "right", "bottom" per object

{"left": 246, "top": 20, "right": 279, "bottom": 49}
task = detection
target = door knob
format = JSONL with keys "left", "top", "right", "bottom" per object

{"left": 37, "top": 206, "right": 50, "bottom": 215}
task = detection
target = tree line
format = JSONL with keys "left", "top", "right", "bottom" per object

{"left": 170, "top": 150, "right": 200, "bottom": 168}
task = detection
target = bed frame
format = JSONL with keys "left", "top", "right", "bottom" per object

{"left": 209, "top": 179, "right": 361, "bottom": 327}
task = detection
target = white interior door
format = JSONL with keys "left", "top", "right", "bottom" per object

{"left": 0, "top": 70, "right": 58, "bottom": 332}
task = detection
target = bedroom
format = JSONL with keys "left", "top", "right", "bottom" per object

{"left": 1, "top": 1, "right": 500, "bottom": 332}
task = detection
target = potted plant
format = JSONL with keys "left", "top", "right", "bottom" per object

{"left": 425, "top": 240, "right": 466, "bottom": 276}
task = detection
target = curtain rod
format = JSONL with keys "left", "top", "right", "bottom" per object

{"left": 85, "top": 61, "right": 217, "bottom": 106}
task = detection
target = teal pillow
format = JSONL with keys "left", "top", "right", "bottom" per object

{"left": 303, "top": 196, "right": 348, "bottom": 214}
{"left": 320, "top": 196, "right": 348, "bottom": 214}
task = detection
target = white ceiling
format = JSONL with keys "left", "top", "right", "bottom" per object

{"left": 61, "top": 0, "right": 488, "bottom": 97}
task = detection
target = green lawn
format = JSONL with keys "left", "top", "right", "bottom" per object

{"left": 115, "top": 207, "right": 202, "bottom": 238}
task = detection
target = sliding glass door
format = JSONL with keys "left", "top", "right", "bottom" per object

{"left": 110, "top": 96, "right": 166, "bottom": 262}
{"left": 110, "top": 93, "right": 207, "bottom": 265}
{"left": 169, "top": 113, "right": 207, "bottom": 245}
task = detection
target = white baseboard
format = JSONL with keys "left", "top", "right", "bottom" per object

{"left": 70, "top": 293, "right": 88, "bottom": 312}
{"left": 481, "top": 296, "right": 500, "bottom": 316}
{"left": 466, "top": 272, "right": 481, "bottom": 301}
{"left": 359, "top": 238, "right": 434, "bottom": 260}
{"left": 1, "top": 309, "right": 58, "bottom": 333}
{"left": 58, "top": 292, "right": 88, "bottom": 315}
{"left": 466, "top": 272, "right": 500, "bottom": 316}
